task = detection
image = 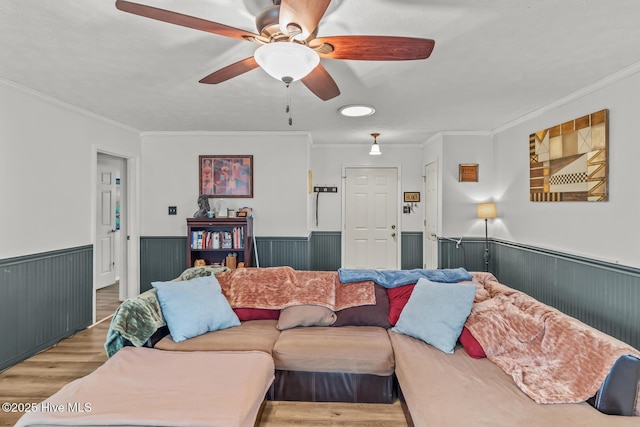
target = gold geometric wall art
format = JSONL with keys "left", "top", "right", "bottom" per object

{"left": 529, "top": 109, "right": 608, "bottom": 202}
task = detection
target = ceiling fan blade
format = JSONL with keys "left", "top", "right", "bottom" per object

{"left": 315, "top": 35, "right": 435, "bottom": 61}
{"left": 199, "top": 57, "right": 259, "bottom": 84}
{"left": 115, "top": 0, "right": 261, "bottom": 41}
{"left": 301, "top": 63, "right": 340, "bottom": 101}
{"left": 279, "top": 0, "right": 331, "bottom": 40}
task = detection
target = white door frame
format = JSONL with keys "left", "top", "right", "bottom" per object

{"left": 91, "top": 145, "right": 140, "bottom": 322}
{"left": 341, "top": 164, "right": 402, "bottom": 269}
{"left": 424, "top": 160, "right": 439, "bottom": 269}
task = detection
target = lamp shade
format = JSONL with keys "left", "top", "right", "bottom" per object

{"left": 254, "top": 42, "right": 319, "bottom": 82}
{"left": 369, "top": 142, "right": 381, "bottom": 155}
{"left": 477, "top": 202, "right": 497, "bottom": 219}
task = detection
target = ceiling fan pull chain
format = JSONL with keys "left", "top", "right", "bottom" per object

{"left": 287, "top": 82, "right": 293, "bottom": 126}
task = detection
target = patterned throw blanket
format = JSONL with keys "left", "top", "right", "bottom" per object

{"left": 465, "top": 275, "right": 640, "bottom": 404}
{"left": 217, "top": 267, "right": 376, "bottom": 311}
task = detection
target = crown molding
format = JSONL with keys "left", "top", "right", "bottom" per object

{"left": 492, "top": 61, "right": 640, "bottom": 135}
{"left": 0, "top": 77, "right": 140, "bottom": 134}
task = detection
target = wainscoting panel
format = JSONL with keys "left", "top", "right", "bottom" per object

{"left": 310, "top": 231, "right": 341, "bottom": 271}
{"left": 255, "top": 237, "right": 310, "bottom": 270}
{"left": 493, "top": 240, "right": 640, "bottom": 350}
{"left": 139, "top": 237, "right": 186, "bottom": 293}
{"left": 401, "top": 232, "right": 424, "bottom": 270}
{"left": 0, "top": 246, "right": 93, "bottom": 371}
{"left": 438, "top": 238, "right": 492, "bottom": 273}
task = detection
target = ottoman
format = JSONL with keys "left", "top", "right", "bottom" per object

{"left": 16, "top": 347, "right": 274, "bottom": 427}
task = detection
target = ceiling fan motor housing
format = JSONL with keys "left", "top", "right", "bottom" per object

{"left": 256, "top": 5, "right": 283, "bottom": 39}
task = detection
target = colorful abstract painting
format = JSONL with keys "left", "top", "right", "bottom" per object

{"left": 529, "top": 109, "right": 608, "bottom": 202}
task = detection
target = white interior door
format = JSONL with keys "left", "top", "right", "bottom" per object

{"left": 424, "top": 161, "right": 438, "bottom": 269}
{"left": 96, "top": 160, "right": 117, "bottom": 289}
{"left": 344, "top": 167, "right": 398, "bottom": 269}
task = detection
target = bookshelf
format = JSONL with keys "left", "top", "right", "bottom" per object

{"left": 186, "top": 217, "right": 253, "bottom": 268}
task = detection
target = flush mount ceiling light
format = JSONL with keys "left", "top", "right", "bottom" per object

{"left": 339, "top": 105, "right": 376, "bottom": 117}
{"left": 369, "top": 132, "right": 382, "bottom": 156}
{"left": 254, "top": 42, "right": 320, "bottom": 83}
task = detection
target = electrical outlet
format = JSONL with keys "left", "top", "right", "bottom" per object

{"left": 314, "top": 186, "right": 338, "bottom": 193}
{"left": 168, "top": 206, "right": 177, "bottom": 215}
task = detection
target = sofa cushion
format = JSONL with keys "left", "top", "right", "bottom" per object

{"left": 386, "top": 283, "right": 416, "bottom": 326}
{"left": 459, "top": 326, "right": 486, "bottom": 359}
{"left": 277, "top": 305, "right": 337, "bottom": 330}
{"left": 154, "top": 319, "right": 280, "bottom": 354}
{"left": 273, "top": 326, "right": 395, "bottom": 376}
{"left": 152, "top": 275, "right": 239, "bottom": 342}
{"left": 392, "top": 278, "right": 476, "bottom": 354}
{"left": 332, "top": 285, "right": 391, "bottom": 328}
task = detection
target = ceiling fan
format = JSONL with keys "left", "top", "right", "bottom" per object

{"left": 115, "top": 0, "right": 435, "bottom": 101}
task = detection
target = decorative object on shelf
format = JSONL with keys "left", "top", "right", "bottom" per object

{"left": 199, "top": 155, "right": 253, "bottom": 198}
{"left": 459, "top": 164, "right": 478, "bottom": 182}
{"left": 477, "top": 202, "right": 497, "bottom": 272}
{"left": 193, "top": 194, "right": 211, "bottom": 218}
{"left": 237, "top": 207, "right": 253, "bottom": 217}
{"left": 226, "top": 252, "right": 238, "bottom": 270}
{"left": 214, "top": 199, "right": 228, "bottom": 218}
{"left": 369, "top": 132, "right": 382, "bottom": 156}
{"left": 530, "top": 109, "right": 608, "bottom": 202}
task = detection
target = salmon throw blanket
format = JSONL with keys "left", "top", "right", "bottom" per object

{"left": 217, "top": 266, "right": 375, "bottom": 311}
{"left": 465, "top": 275, "right": 640, "bottom": 404}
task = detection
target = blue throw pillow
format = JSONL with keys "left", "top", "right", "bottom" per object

{"left": 392, "top": 278, "right": 476, "bottom": 354}
{"left": 152, "top": 275, "right": 239, "bottom": 342}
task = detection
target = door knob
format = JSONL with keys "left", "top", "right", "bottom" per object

{"left": 391, "top": 233, "right": 396, "bottom": 238}
{"left": 391, "top": 225, "right": 396, "bottom": 229}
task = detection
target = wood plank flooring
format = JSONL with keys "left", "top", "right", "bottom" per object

{"left": 0, "top": 285, "right": 408, "bottom": 426}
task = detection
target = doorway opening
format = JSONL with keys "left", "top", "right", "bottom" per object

{"left": 94, "top": 151, "right": 137, "bottom": 324}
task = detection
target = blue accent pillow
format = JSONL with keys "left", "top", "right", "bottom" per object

{"left": 152, "top": 275, "right": 240, "bottom": 343}
{"left": 392, "top": 278, "right": 477, "bottom": 354}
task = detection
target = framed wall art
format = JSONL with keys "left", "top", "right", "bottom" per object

{"left": 529, "top": 109, "right": 608, "bottom": 202}
{"left": 404, "top": 192, "right": 420, "bottom": 202}
{"left": 459, "top": 164, "right": 478, "bottom": 182}
{"left": 199, "top": 155, "right": 253, "bottom": 198}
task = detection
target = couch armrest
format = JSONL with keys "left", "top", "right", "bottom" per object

{"left": 588, "top": 355, "right": 640, "bottom": 416}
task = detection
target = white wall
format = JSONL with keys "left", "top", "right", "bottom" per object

{"left": 310, "top": 144, "right": 426, "bottom": 232}
{"left": 0, "top": 80, "right": 141, "bottom": 259}
{"left": 423, "top": 133, "right": 494, "bottom": 239}
{"left": 492, "top": 70, "right": 640, "bottom": 268}
{"left": 140, "top": 132, "right": 310, "bottom": 237}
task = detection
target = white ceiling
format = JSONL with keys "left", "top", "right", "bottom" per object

{"left": 2, "top": 0, "right": 640, "bottom": 146}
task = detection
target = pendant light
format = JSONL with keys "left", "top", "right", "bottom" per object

{"left": 369, "top": 132, "right": 382, "bottom": 156}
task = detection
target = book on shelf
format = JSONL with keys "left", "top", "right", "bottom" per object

{"left": 191, "top": 228, "right": 245, "bottom": 250}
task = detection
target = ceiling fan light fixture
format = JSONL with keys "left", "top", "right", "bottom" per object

{"left": 339, "top": 105, "right": 376, "bottom": 117}
{"left": 254, "top": 42, "right": 319, "bottom": 82}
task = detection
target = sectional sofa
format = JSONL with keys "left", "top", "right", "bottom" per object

{"left": 37, "top": 266, "right": 640, "bottom": 426}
